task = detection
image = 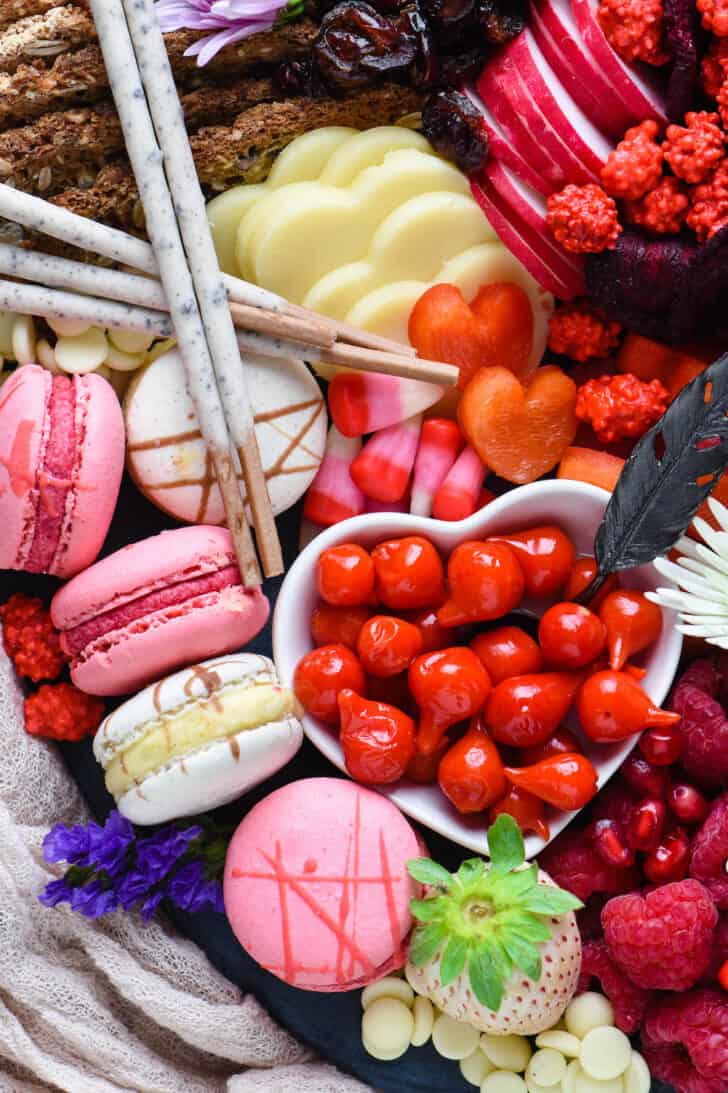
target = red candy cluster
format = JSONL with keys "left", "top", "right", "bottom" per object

{"left": 548, "top": 300, "right": 622, "bottom": 362}
{"left": 575, "top": 373, "right": 670, "bottom": 443}
{"left": 1, "top": 593, "right": 103, "bottom": 742}
{"left": 600, "top": 121, "right": 664, "bottom": 201}
{"left": 546, "top": 183, "right": 622, "bottom": 254}
{"left": 294, "top": 528, "right": 669, "bottom": 839}
{"left": 597, "top": 0, "right": 669, "bottom": 66}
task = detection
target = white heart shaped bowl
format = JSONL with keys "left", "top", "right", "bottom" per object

{"left": 273, "top": 479, "right": 682, "bottom": 858}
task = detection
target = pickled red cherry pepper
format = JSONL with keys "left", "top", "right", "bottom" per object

{"left": 598, "top": 589, "right": 663, "bottom": 670}
{"left": 504, "top": 753, "right": 599, "bottom": 810}
{"left": 577, "top": 670, "right": 680, "bottom": 743}
{"left": 490, "top": 525, "right": 575, "bottom": 598}
{"left": 317, "top": 543, "right": 375, "bottom": 606}
{"left": 294, "top": 644, "right": 366, "bottom": 724}
{"left": 409, "top": 647, "right": 491, "bottom": 755}
{"left": 372, "top": 535, "right": 445, "bottom": 610}
{"left": 470, "top": 625, "right": 543, "bottom": 683}
{"left": 356, "top": 615, "right": 422, "bottom": 677}
{"left": 338, "top": 689, "right": 416, "bottom": 784}
{"left": 437, "top": 540, "right": 525, "bottom": 626}
{"left": 485, "top": 671, "right": 583, "bottom": 748}
{"left": 438, "top": 712, "right": 506, "bottom": 814}
{"left": 490, "top": 784, "right": 551, "bottom": 842}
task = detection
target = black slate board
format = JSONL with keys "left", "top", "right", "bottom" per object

{"left": 1, "top": 475, "right": 674, "bottom": 1093}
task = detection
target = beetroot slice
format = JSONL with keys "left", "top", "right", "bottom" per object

{"left": 663, "top": 0, "right": 706, "bottom": 122}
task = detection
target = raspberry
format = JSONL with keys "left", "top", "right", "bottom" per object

{"left": 705, "top": 912, "right": 728, "bottom": 981}
{"left": 601, "top": 120, "right": 664, "bottom": 200}
{"left": 597, "top": 0, "right": 670, "bottom": 64}
{"left": 576, "top": 939, "right": 651, "bottom": 1033}
{"left": 575, "top": 372, "right": 669, "bottom": 443}
{"left": 687, "top": 158, "right": 728, "bottom": 241}
{"left": 547, "top": 300, "right": 622, "bottom": 362}
{"left": 690, "top": 794, "right": 728, "bottom": 909}
{"left": 24, "top": 683, "right": 105, "bottom": 742}
{"left": 698, "top": 0, "right": 728, "bottom": 36}
{"left": 644, "top": 989, "right": 728, "bottom": 1092}
{"left": 602, "top": 879, "right": 718, "bottom": 991}
{"left": 539, "top": 825, "right": 640, "bottom": 903}
{"left": 625, "top": 175, "right": 690, "bottom": 234}
{"left": 577, "top": 894, "right": 610, "bottom": 939}
{"left": 547, "top": 184, "right": 622, "bottom": 254}
{"left": 670, "top": 660, "right": 728, "bottom": 790}
{"left": 664, "top": 112, "right": 726, "bottom": 184}
{"left": 703, "top": 37, "right": 728, "bottom": 97}
{"left": 0, "top": 593, "right": 67, "bottom": 682}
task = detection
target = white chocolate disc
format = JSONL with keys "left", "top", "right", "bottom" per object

{"left": 580, "top": 1027, "right": 631, "bottom": 1081}
{"left": 480, "top": 1034, "right": 532, "bottom": 1073}
{"left": 36, "top": 338, "right": 62, "bottom": 374}
{"left": 573, "top": 1064, "right": 623, "bottom": 1093}
{"left": 411, "top": 995, "right": 435, "bottom": 1047}
{"left": 12, "top": 314, "right": 35, "bottom": 365}
{"left": 526, "top": 1049, "right": 567, "bottom": 1087}
{"left": 361, "top": 997, "right": 413, "bottom": 1061}
{"left": 47, "top": 315, "right": 92, "bottom": 338}
{"left": 481, "top": 1072, "right": 528, "bottom": 1093}
{"left": 55, "top": 327, "right": 109, "bottom": 373}
{"left": 109, "top": 327, "right": 155, "bottom": 354}
{"left": 623, "top": 1051, "right": 651, "bottom": 1093}
{"left": 459, "top": 1048, "right": 493, "bottom": 1087}
{"left": 535, "top": 1031, "right": 581, "bottom": 1058}
{"left": 565, "top": 994, "right": 615, "bottom": 1039}
{"left": 124, "top": 348, "right": 326, "bottom": 524}
{"left": 105, "top": 340, "right": 146, "bottom": 372}
{"left": 361, "top": 977, "right": 414, "bottom": 1010}
{"left": 432, "top": 1013, "right": 479, "bottom": 1061}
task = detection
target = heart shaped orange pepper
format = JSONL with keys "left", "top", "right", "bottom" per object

{"left": 408, "top": 282, "right": 534, "bottom": 389}
{"left": 459, "top": 365, "right": 577, "bottom": 484}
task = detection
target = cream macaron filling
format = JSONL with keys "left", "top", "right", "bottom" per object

{"left": 105, "top": 681, "right": 302, "bottom": 798}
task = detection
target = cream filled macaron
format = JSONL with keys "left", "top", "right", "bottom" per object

{"left": 94, "top": 654, "right": 303, "bottom": 824}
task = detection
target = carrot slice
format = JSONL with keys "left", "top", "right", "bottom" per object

{"left": 557, "top": 445, "right": 625, "bottom": 492}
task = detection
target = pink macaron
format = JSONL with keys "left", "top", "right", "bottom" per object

{"left": 0, "top": 365, "right": 124, "bottom": 577}
{"left": 223, "top": 778, "right": 423, "bottom": 991}
{"left": 51, "top": 525, "right": 270, "bottom": 696}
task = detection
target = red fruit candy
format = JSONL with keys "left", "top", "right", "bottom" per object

{"left": 438, "top": 713, "right": 507, "bottom": 814}
{"left": 489, "top": 784, "right": 550, "bottom": 842}
{"left": 489, "top": 525, "right": 575, "bottom": 598}
{"left": 644, "top": 827, "right": 692, "bottom": 885}
{"left": 504, "top": 752, "right": 598, "bottom": 811}
{"left": 639, "top": 724, "right": 684, "bottom": 765}
{"left": 519, "top": 725, "right": 581, "bottom": 765}
{"left": 293, "top": 644, "right": 366, "bottom": 724}
{"left": 356, "top": 615, "right": 422, "bottom": 678}
{"left": 24, "top": 683, "right": 104, "bottom": 741}
{"left": 538, "top": 602, "right": 606, "bottom": 669}
{"left": 578, "top": 670, "right": 680, "bottom": 742}
{"left": 372, "top": 536, "right": 445, "bottom": 611}
{"left": 576, "top": 939, "right": 651, "bottom": 1034}
{"left": 1, "top": 593, "right": 67, "bottom": 683}
{"left": 598, "top": 589, "right": 663, "bottom": 670}
{"left": 338, "top": 689, "right": 416, "bottom": 785}
{"left": 690, "top": 794, "right": 728, "bottom": 909}
{"left": 487, "top": 671, "right": 583, "bottom": 748}
{"left": 643, "top": 989, "right": 728, "bottom": 1093}
{"left": 669, "top": 782, "right": 711, "bottom": 825}
{"left": 437, "top": 540, "right": 525, "bottom": 627}
{"left": 620, "top": 752, "right": 671, "bottom": 798}
{"left": 409, "top": 647, "right": 491, "bottom": 755}
{"left": 470, "top": 625, "right": 543, "bottom": 684}
{"left": 625, "top": 797, "right": 666, "bottom": 852}
{"left": 316, "top": 543, "right": 375, "bottom": 606}
{"left": 310, "top": 604, "right": 371, "bottom": 650}
{"left": 603, "top": 879, "right": 717, "bottom": 991}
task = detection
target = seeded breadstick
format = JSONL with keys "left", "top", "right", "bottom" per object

{"left": 0, "top": 276, "right": 172, "bottom": 336}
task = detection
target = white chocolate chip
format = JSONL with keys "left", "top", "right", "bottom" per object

{"left": 526, "top": 1049, "right": 567, "bottom": 1087}
{"left": 573, "top": 1065, "right": 623, "bottom": 1093}
{"left": 46, "top": 315, "right": 92, "bottom": 338}
{"left": 580, "top": 1027, "right": 631, "bottom": 1081}
{"left": 12, "top": 314, "right": 35, "bottom": 365}
{"left": 108, "top": 327, "right": 155, "bottom": 354}
{"left": 480, "top": 1071, "right": 528, "bottom": 1093}
{"left": 432, "top": 1013, "right": 480, "bottom": 1060}
{"left": 535, "top": 1031, "right": 581, "bottom": 1057}
{"left": 104, "top": 340, "right": 147, "bottom": 372}
{"left": 460, "top": 1048, "right": 493, "bottom": 1086}
{"left": 361, "top": 977, "right": 414, "bottom": 1011}
{"left": 480, "top": 1034, "right": 532, "bottom": 1073}
{"left": 361, "top": 997, "right": 413, "bottom": 1061}
{"left": 36, "top": 338, "right": 62, "bottom": 374}
{"left": 565, "top": 994, "right": 615, "bottom": 1039}
{"left": 623, "top": 1051, "right": 651, "bottom": 1093}
{"left": 410, "top": 995, "right": 435, "bottom": 1047}
{"left": 563, "top": 1058, "right": 580, "bottom": 1093}
{"left": 55, "top": 327, "right": 109, "bottom": 374}
{"left": 525, "top": 1080, "right": 561, "bottom": 1093}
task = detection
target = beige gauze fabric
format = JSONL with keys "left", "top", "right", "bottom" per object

{"left": 0, "top": 642, "right": 370, "bottom": 1093}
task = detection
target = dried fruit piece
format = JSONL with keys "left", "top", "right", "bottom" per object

{"left": 664, "top": 112, "right": 726, "bottom": 183}
{"left": 24, "top": 682, "right": 105, "bottom": 741}
{"left": 625, "top": 176, "right": 690, "bottom": 235}
{"left": 547, "top": 184, "right": 622, "bottom": 254}
{"left": 575, "top": 373, "right": 669, "bottom": 443}
{"left": 422, "top": 89, "right": 489, "bottom": 174}
{"left": 601, "top": 120, "right": 664, "bottom": 201}
{"left": 557, "top": 446, "right": 625, "bottom": 491}
{"left": 478, "top": 0, "right": 526, "bottom": 42}
{"left": 598, "top": 0, "right": 670, "bottom": 64}
{"left": 548, "top": 300, "right": 622, "bottom": 362}
{"left": 313, "top": 1, "right": 417, "bottom": 90}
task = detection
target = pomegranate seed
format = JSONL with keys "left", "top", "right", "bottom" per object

{"left": 639, "top": 726, "right": 684, "bottom": 766}
{"left": 643, "top": 827, "right": 691, "bottom": 883}
{"left": 668, "top": 783, "right": 711, "bottom": 825}
{"left": 719, "top": 959, "right": 728, "bottom": 992}
{"left": 592, "top": 819, "right": 636, "bottom": 868}
{"left": 620, "top": 753, "right": 671, "bottom": 797}
{"left": 626, "top": 798, "right": 666, "bottom": 852}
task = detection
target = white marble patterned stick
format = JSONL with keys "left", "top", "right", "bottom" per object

{"left": 0, "top": 277, "right": 173, "bottom": 337}
{"left": 119, "top": 0, "right": 282, "bottom": 578}
{"left": 87, "top": 0, "right": 262, "bottom": 587}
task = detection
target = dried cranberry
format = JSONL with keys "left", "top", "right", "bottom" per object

{"left": 273, "top": 58, "right": 329, "bottom": 97}
{"left": 477, "top": 0, "right": 526, "bottom": 43}
{"left": 437, "top": 43, "right": 488, "bottom": 84}
{"left": 313, "top": 1, "right": 417, "bottom": 89}
{"left": 421, "top": 89, "right": 489, "bottom": 174}
{"left": 421, "top": 0, "right": 475, "bottom": 24}
{"left": 400, "top": 2, "right": 440, "bottom": 87}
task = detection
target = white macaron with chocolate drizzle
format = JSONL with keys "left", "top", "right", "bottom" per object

{"left": 93, "top": 654, "right": 304, "bottom": 824}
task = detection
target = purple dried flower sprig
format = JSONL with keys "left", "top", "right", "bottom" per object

{"left": 155, "top": 0, "right": 304, "bottom": 66}
{"left": 39, "top": 810, "right": 229, "bottom": 922}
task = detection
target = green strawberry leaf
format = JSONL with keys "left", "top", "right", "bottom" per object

{"left": 489, "top": 863, "right": 538, "bottom": 904}
{"left": 409, "top": 921, "right": 447, "bottom": 966}
{"left": 468, "top": 945, "right": 504, "bottom": 1011}
{"left": 501, "top": 912, "right": 553, "bottom": 944}
{"left": 407, "top": 858, "right": 453, "bottom": 889}
{"left": 489, "top": 937, "right": 513, "bottom": 982}
{"left": 409, "top": 896, "right": 447, "bottom": 923}
{"left": 521, "top": 886, "right": 583, "bottom": 915}
{"left": 440, "top": 936, "right": 468, "bottom": 986}
{"left": 457, "top": 858, "right": 485, "bottom": 886}
{"left": 501, "top": 933, "right": 542, "bottom": 983}
{"left": 487, "top": 815, "right": 524, "bottom": 874}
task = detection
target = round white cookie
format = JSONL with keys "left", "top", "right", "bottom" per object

{"left": 94, "top": 654, "right": 304, "bottom": 824}
{"left": 124, "top": 349, "right": 326, "bottom": 525}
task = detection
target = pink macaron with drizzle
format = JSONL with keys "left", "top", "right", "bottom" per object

{"left": 0, "top": 364, "right": 124, "bottom": 577}
{"left": 51, "top": 525, "right": 269, "bottom": 696}
{"left": 224, "top": 778, "right": 423, "bottom": 991}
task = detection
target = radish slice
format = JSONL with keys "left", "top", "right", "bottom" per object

{"left": 570, "top": 0, "right": 667, "bottom": 123}
{"left": 529, "top": 0, "right": 633, "bottom": 136}
{"left": 463, "top": 86, "right": 552, "bottom": 195}
{"left": 470, "top": 176, "right": 586, "bottom": 299}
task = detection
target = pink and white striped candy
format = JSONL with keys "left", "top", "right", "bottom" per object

{"left": 327, "top": 373, "right": 444, "bottom": 437}
{"left": 303, "top": 424, "right": 365, "bottom": 527}
{"left": 350, "top": 414, "right": 422, "bottom": 503}
{"left": 432, "top": 446, "right": 487, "bottom": 522}
{"left": 410, "top": 418, "right": 464, "bottom": 518}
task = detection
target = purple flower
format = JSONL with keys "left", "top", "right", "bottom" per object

{"left": 155, "top": 0, "right": 297, "bottom": 66}
{"left": 86, "top": 811, "right": 135, "bottom": 876}
{"left": 38, "top": 877, "right": 74, "bottom": 908}
{"left": 42, "top": 822, "right": 93, "bottom": 865}
{"left": 135, "top": 824, "right": 202, "bottom": 884}
{"left": 140, "top": 889, "right": 165, "bottom": 922}
{"left": 167, "top": 859, "right": 224, "bottom": 914}
{"left": 69, "top": 880, "right": 119, "bottom": 918}
{"left": 115, "top": 869, "right": 155, "bottom": 910}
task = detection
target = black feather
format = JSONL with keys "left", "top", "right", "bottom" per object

{"left": 594, "top": 353, "right": 728, "bottom": 581}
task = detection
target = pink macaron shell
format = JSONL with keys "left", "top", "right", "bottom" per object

{"left": 0, "top": 365, "right": 51, "bottom": 569}
{"left": 69, "top": 584, "right": 270, "bottom": 696}
{"left": 223, "top": 778, "right": 422, "bottom": 991}
{"left": 53, "top": 372, "right": 125, "bottom": 578}
{"left": 52, "top": 525, "right": 241, "bottom": 630}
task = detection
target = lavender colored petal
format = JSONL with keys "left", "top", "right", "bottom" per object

{"left": 38, "top": 877, "right": 74, "bottom": 907}
{"left": 116, "top": 869, "right": 155, "bottom": 910}
{"left": 212, "top": 0, "right": 283, "bottom": 19}
{"left": 70, "top": 880, "right": 119, "bottom": 918}
{"left": 134, "top": 825, "right": 202, "bottom": 883}
{"left": 140, "top": 889, "right": 165, "bottom": 923}
{"left": 42, "top": 822, "right": 92, "bottom": 865}
{"left": 86, "top": 811, "right": 135, "bottom": 877}
{"left": 166, "top": 859, "right": 206, "bottom": 912}
{"left": 185, "top": 20, "right": 274, "bottom": 65}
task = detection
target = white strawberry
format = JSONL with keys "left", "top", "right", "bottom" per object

{"left": 404, "top": 815, "right": 582, "bottom": 1036}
